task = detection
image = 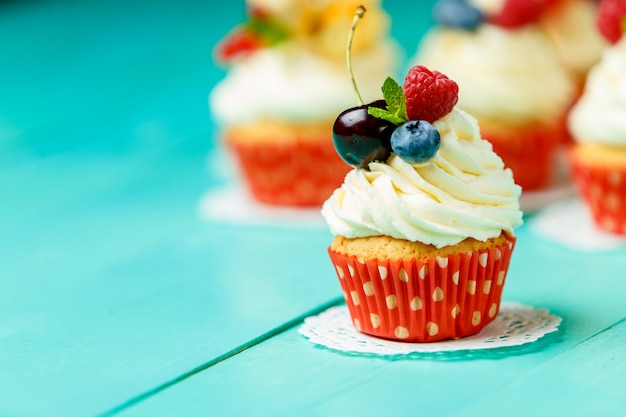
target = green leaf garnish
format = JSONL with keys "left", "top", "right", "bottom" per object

{"left": 367, "top": 77, "right": 408, "bottom": 125}
{"left": 368, "top": 107, "right": 406, "bottom": 125}
{"left": 381, "top": 77, "right": 407, "bottom": 117}
{"left": 247, "top": 16, "right": 289, "bottom": 46}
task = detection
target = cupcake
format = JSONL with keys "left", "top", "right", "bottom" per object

{"left": 322, "top": 11, "right": 523, "bottom": 342}
{"left": 412, "top": 0, "right": 578, "bottom": 191}
{"left": 209, "top": 0, "right": 401, "bottom": 207}
{"left": 567, "top": 0, "right": 626, "bottom": 235}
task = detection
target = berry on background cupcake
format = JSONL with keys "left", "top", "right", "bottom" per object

{"left": 596, "top": 0, "right": 626, "bottom": 43}
{"left": 323, "top": 7, "right": 523, "bottom": 343}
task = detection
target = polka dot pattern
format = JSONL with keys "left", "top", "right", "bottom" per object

{"left": 228, "top": 137, "right": 350, "bottom": 207}
{"left": 350, "top": 291, "right": 360, "bottom": 306}
{"left": 395, "top": 326, "right": 409, "bottom": 339}
{"left": 336, "top": 266, "right": 345, "bottom": 279}
{"left": 378, "top": 265, "right": 388, "bottom": 280}
{"left": 472, "top": 311, "right": 482, "bottom": 326}
{"left": 426, "top": 322, "right": 439, "bottom": 336}
{"left": 479, "top": 253, "right": 488, "bottom": 268}
{"left": 489, "top": 303, "right": 498, "bottom": 318}
{"left": 466, "top": 281, "right": 476, "bottom": 295}
{"left": 399, "top": 269, "right": 409, "bottom": 282}
{"left": 570, "top": 159, "right": 626, "bottom": 235}
{"left": 327, "top": 235, "right": 516, "bottom": 342}
{"left": 419, "top": 265, "right": 428, "bottom": 279}
{"left": 497, "top": 271, "right": 505, "bottom": 286}
{"left": 410, "top": 296, "right": 423, "bottom": 311}
{"left": 608, "top": 170, "right": 622, "bottom": 187}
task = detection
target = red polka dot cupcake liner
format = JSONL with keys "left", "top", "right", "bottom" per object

{"left": 327, "top": 236, "right": 517, "bottom": 343}
{"left": 481, "top": 122, "right": 566, "bottom": 191}
{"left": 227, "top": 139, "right": 350, "bottom": 207}
{"left": 570, "top": 159, "right": 626, "bottom": 235}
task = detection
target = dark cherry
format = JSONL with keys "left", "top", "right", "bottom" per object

{"left": 332, "top": 100, "right": 396, "bottom": 168}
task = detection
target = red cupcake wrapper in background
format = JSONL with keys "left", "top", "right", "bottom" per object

{"left": 570, "top": 158, "right": 626, "bottom": 235}
{"left": 327, "top": 236, "right": 516, "bottom": 343}
{"left": 227, "top": 138, "right": 350, "bottom": 207}
{"left": 481, "top": 122, "right": 566, "bottom": 191}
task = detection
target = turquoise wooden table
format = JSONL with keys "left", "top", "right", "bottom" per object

{"left": 1, "top": 1, "right": 625, "bottom": 416}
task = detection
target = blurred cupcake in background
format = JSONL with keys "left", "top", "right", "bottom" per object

{"left": 411, "top": 0, "right": 578, "bottom": 192}
{"left": 567, "top": 0, "right": 626, "bottom": 235}
{"left": 209, "top": 0, "right": 401, "bottom": 207}
{"left": 539, "top": 0, "right": 606, "bottom": 88}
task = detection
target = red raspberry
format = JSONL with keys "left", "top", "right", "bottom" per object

{"left": 489, "top": 0, "right": 547, "bottom": 29}
{"left": 215, "top": 28, "right": 262, "bottom": 63}
{"left": 597, "top": 0, "right": 626, "bottom": 44}
{"left": 403, "top": 66, "right": 459, "bottom": 123}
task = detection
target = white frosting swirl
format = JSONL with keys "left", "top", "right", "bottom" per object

{"left": 568, "top": 38, "right": 626, "bottom": 148}
{"left": 415, "top": 25, "right": 576, "bottom": 124}
{"left": 322, "top": 109, "right": 523, "bottom": 248}
{"left": 209, "top": 40, "right": 401, "bottom": 125}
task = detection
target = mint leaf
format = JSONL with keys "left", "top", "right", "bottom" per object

{"left": 368, "top": 107, "right": 406, "bottom": 125}
{"left": 368, "top": 76, "right": 408, "bottom": 125}
{"left": 381, "top": 77, "right": 407, "bottom": 117}
{"left": 247, "top": 17, "right": 289, "bottom": 46}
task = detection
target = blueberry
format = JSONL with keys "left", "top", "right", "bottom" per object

{"left": 390, "top": 120, "right": 441, "bottom": 163}
{"left": 433, "top": 0, "right": 484, "bottom": 30}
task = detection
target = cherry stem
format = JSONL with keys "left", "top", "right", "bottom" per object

{"left": 347, "top": 5, "right": 366, "bottom": 106}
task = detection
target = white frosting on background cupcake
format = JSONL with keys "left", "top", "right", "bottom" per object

{"left": 210, "top": 40, "right": 400, "bottom": 125}
{"left": 415, "top": 24, "right": 576, "bottom": 125}
{"left": 568, "top": 38, "right": 626, "bottom": 147}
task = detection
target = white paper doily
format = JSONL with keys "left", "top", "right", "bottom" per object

{"left": 298, "top": 302, "right": 561, "bottom": 356}
{"left": 529, "top": 198, "right": 626, "bottom": 251}
{"left": 198, "top": 185, "right": 326, "bottom": 228}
